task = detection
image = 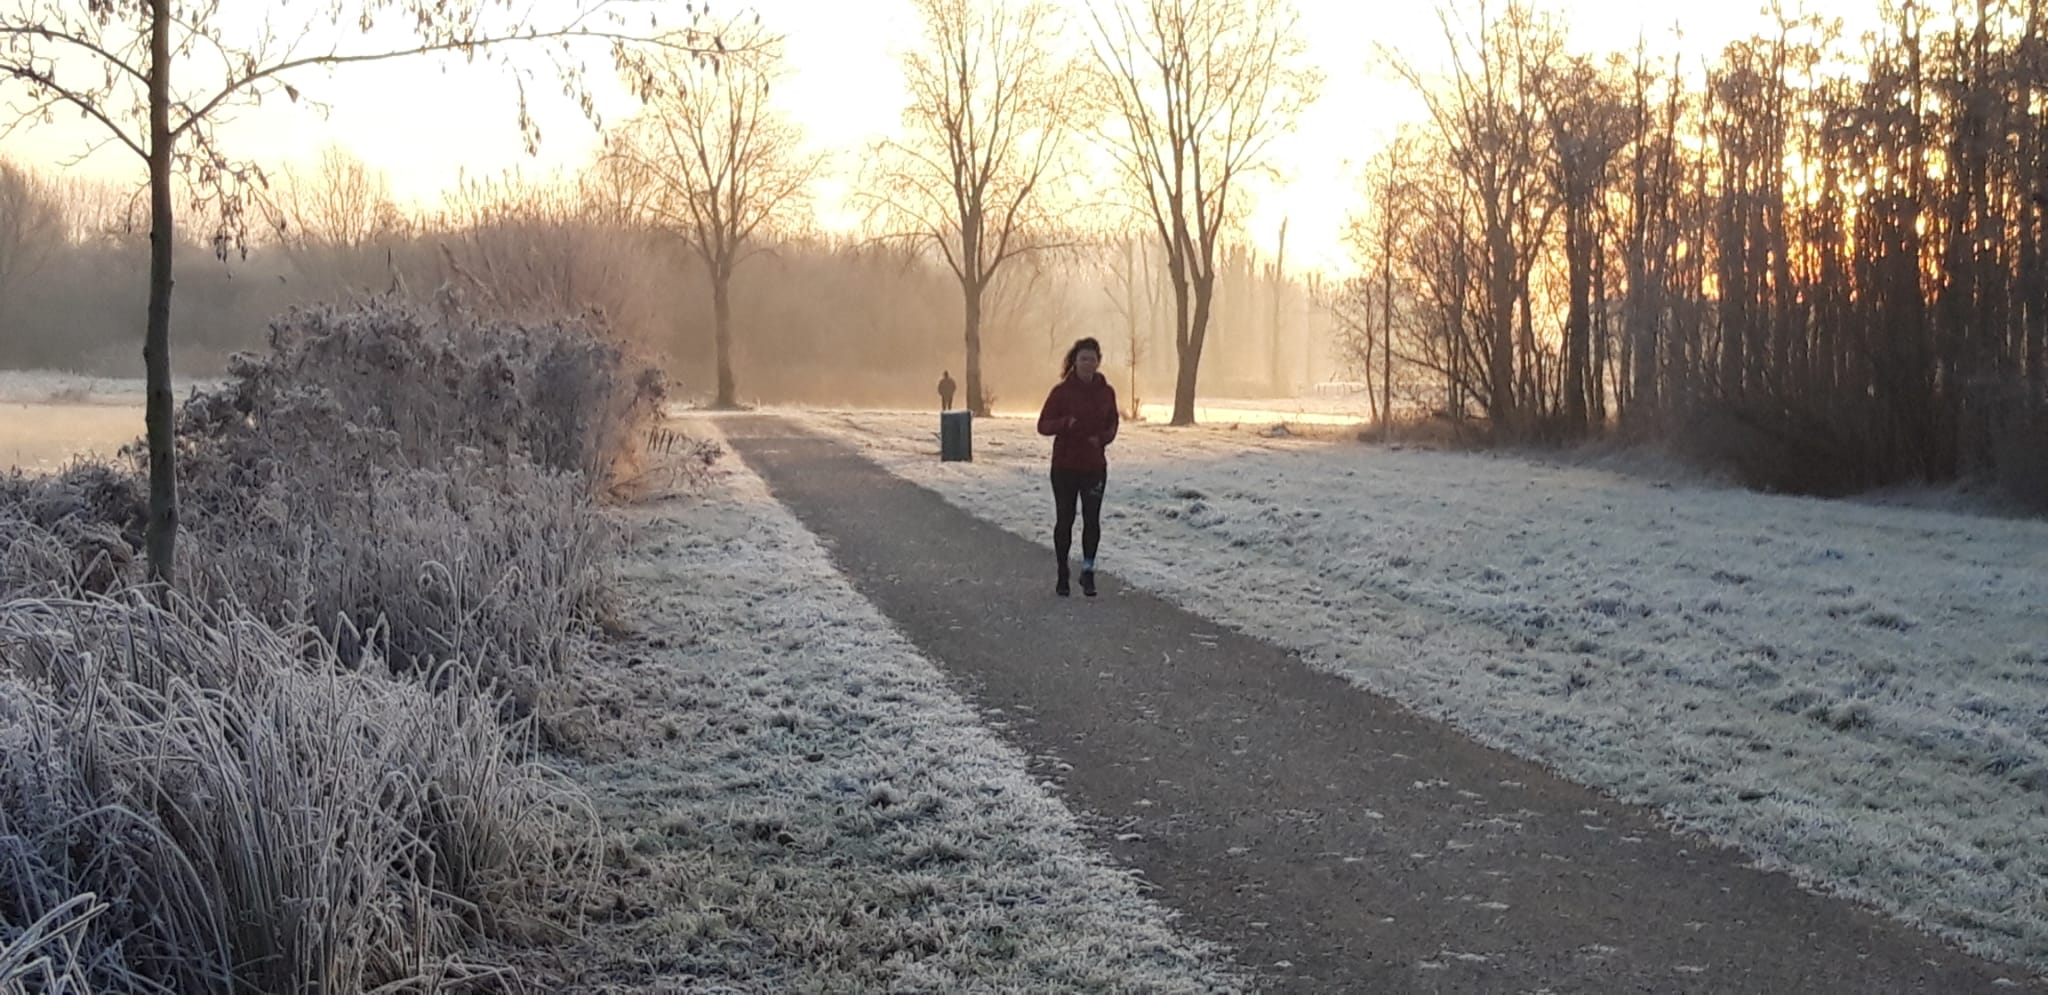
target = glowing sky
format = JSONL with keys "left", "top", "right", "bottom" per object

{"left": 2, "top": 0, "right": 1880, "bottom": 275}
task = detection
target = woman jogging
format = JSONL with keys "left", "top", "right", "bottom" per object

{"left": 1035, "top": 337, "right": 1119, "bottom": 597}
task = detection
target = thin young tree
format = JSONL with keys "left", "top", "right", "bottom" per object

{"left": 608, "top": 19, "right": 822, "bottom": 409}
{"left": 1100, "top": 234, "right": 1158, "bottom": 419}
{"left": 864, "top": 0, "right": 1077, "bottom": 417}
{"left": 1346, "top": 134, "right": 1418, "bottom": 440}
{"left": 1087, "top": 0, "right": 1320, "bottom": 426}
{"left": 0, "top": 0, "right": 727, "bottom": 586}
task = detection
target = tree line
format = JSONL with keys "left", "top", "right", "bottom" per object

{"left": 1338, "top": 0, "right": 2047, "bottom": 500}
{"left": 3, "top": 0, "right": 1331, "bottom": 584}
{"left": 9, "top": 0, "right": 2044, "bottom": 584}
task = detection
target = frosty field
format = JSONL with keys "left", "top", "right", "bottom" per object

{"left": 0, "top": 402, "right": 138, "bottom": 473}
{"left": 0, "top": 373, "right": 218, "bottom": 474}
{"left": 802, "top": 408, "right": 2048, "bottom": 972}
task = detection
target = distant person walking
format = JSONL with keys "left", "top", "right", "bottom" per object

{"left": 1036, "top": 337, "right": 1118, "bottom": 597}
{"left": 938, "top": 370, "right": 957, "bottom": 411}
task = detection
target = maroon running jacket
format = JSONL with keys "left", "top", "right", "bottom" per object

{"left": 1036, "top": 375, "right": 1120, "bottom": 472}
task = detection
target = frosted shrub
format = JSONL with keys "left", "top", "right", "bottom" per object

{"left": 181, "top": 450, "right": 614, "bottom": 712}
{"left": 0, "top": 296, "right": 659, "bottom": 990}
{"left": 177, "top": 292, "right": 665, "bottom": 490}
{"left": 0, "top": 594, "right": 597, "bottom": 995}
{"left": 0, "top": 465, "right": 144, "bottom": 598}
{"left": 153, "top": 295, "right": 655, "bottom": 705}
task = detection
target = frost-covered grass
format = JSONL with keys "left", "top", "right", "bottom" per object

{"left": 540, "top": 419, "right": 1245, "bottom": 994}
{"left": 1130, "top": 397, "right": 1367, "bottom": 427}
{"left": 0, "top": 595, "right": 596, "bottom": 995}
{"left": 2, "top": 298, "right": 663, "bottom": 991}
{"left": 805, "top": 409, "right": 2048, "bottom": 973}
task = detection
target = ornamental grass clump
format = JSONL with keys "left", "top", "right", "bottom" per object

{"left": 0, "top": 594, "right": 598, "bottom": 994}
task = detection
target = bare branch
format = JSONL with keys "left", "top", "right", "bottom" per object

{"left": 0, "top": 63, "right": 147, "bottom": 159}
{"left": 0, "top": 24, "right": 148, "bottom": 83}
{"left": 173, "top": 25, "right": 717, "bottom": 141}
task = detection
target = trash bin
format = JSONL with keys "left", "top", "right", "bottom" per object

{"left": 940, "top": 409, "right": 973, "bottom": 462}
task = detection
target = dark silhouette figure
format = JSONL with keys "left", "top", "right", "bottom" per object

{"left": 938, "top": 370, "right": 957, "bottom": 411}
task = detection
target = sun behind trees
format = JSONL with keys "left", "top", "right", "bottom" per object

{"left": 7, "top": 0, "right": 2043, "bottom": 505}
{"left": 1342, "top": 0, "right": 2046, "bottom": 502}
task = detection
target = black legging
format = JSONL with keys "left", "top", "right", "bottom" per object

{"left": 1050, "top": 469, "right": 1106, "bottom": 568}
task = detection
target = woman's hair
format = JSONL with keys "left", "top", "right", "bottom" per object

{"left": 1060, "top": 337, "right": 1103, "bottom": 381}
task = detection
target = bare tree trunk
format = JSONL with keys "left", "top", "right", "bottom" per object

{"left": 2023, "top": 12, "right": 2039, "bottom": 401}
{"left": 1381, "top": 242, "right": 1394, "bottom": 442}
{"left": 1518, "top": 277, "right": 1541, "bottom": 423}
{"left": 1123, "top": 239, "right": 1143, "bottom": 419}
{"left": 712, "top": 258, "right": 737, "bottom": 408}
{"left": 1167, "top": 239, "right": 1195, "bottom": 425}
{"left": 1626, "top": 223, "right": 1658, "bottom": 428}
{"left": 1487, "top": 229, "right": 1517, "bottom": 433}
{"left": 2023, "top": 0, "right": 2046, "bottom": 402}
{"left": 1563, "top": 209, "right": 1592, "bottom": 434}
{"left": 965, "top": 282, "right": 988, "bottom": 415}
{"left": 1716, "top": 174, "right": 1748, "bottom": 401}
{"left": 1269, "top": 219, "right": 1287, "bottom": 394}
{"left": 144, "top": 0, "right": 180, "bottom": 587}
{"left": 1171, "top": 276, "right": 1210, "bottom": 426}
{"left": 1593, "top": 237, "right": 1610, "bottom": 425}
{"left": 1624, "top": 54, "right": 1660, "bottom": 431}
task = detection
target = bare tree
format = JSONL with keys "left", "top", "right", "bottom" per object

{"left": 1343, "top": 135, "right": 1420, "bottom": 439}
{"left": 1087, "top": 0, "right": 1320, "bottom": 425}
{"left": 609, "top": 19, "right": 823, "bottom": 409}
{"left": 261, "top": 145, "right": 410, "bottom": 294}
{"left": 1397, "top": 145, "right": 1494, "bottom": 421}
{"left": 983, "top": 244, "right": 1081, "bottom": 371}
{"left": 0, "top": 0, "right": 726, "bottom": 586}
{"left": 425, "top": 167, "right": 677, "bottom": 362}
{"left": 1384, "top": 1, "right": 1560, "bottom": 435}
{"left": 1101, "top": 235, "right": 1160, "bottom": 419}
{"left": 1537, "top": 53, "right": 1630, "bottom": 435}
{"left": 0, "top": 158, "right": 64, "bottom": 331}
{"left": 1616, "top": 39, "right": 1683, "bottom": 429}
{"left": 864, "top": 0, "right": 1076, "bottom": 417}
{"left": 273, "top": 146, "right": 407, "bottom": 249}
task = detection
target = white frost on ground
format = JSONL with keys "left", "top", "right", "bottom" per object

{"left": 0, "top": 374, "right": 228, "bottom": 474}
{"left": 1130, "top": 395, "right": 1371, "bottom": 427}
{"left": 800, "top": 408, "right": 2048, "bottom": 973}
{"left": 0, "top": 370, "right": 143, "bottom": 404}
{"left": 0, "top": 371, "right": 221, "bottom": 405}
{"left": 552, "top": 418, "right": 1245, "bottom": 993}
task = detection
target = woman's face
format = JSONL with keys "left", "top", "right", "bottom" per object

{"left": 1075, "top": 348, "right": 1101, "bottom": 381}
